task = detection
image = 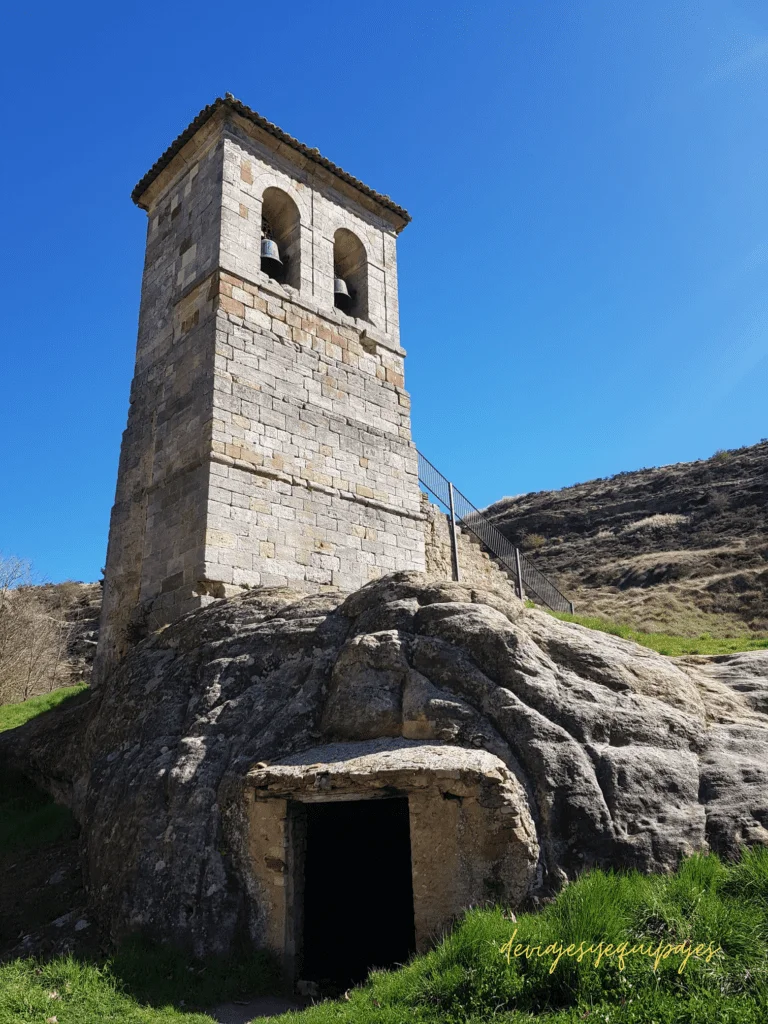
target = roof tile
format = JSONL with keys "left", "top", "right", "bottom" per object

{"left": 131, "top": 94, "right": 411, "bottom": 228}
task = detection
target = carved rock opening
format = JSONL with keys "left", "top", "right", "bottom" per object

{"left": 244, "top": 740, "right": 539, "bottom": 981}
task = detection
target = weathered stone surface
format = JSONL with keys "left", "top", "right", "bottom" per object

{"left": 679, "top": 650, "right": 768, "bottom": 717}
{"left": 5, "top": 572, "right": 768, "bottom": 959}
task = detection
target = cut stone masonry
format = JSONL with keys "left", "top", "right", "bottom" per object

{"left": 422, "top": 494, "right": 521, "bottom": 597}
{"left": 95, "top": 99, "right": 424, "bottom": 682}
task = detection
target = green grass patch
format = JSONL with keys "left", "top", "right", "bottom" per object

{"left": 548, "top": 611, "right": 768, "bottom": 656}
{"left": 109, "top": 937, "right": 280, "bottom": 1011}
{"left": 0, "top": 683, "right": 88, "bottom": 733}
{"left": 2, "top": 852, "right": 767, "bottom": 1022}
{"left": 0, "top": 943, "right": 280, "bottom": 1023}
{"left": 0, "top": 685, "right": 88, "bottom": 851}
{"left": 263, "top": 849, "right": 768, "bottom": 1023}
{"left": 0, "top": 771, "right": 77, "bottom": 853}
{"left": 0, "top": 687, "right": 88, "bottom": 853}
{"left": 0, "top": 955, "right": 217, "bottom": 1023}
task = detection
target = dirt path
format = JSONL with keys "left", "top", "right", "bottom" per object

{"left": 211, "top": 995, "right": 306, "bottom": 1022}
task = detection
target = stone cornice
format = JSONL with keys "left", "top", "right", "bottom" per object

{"left": 144, "top": 452, "right": 424, "bottom": 522}
{"left": 132, "top": 95, "right": 410, "bottom": 232}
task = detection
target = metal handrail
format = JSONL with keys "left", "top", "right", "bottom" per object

{"left": 417, "top": 450, "right": 574, "bottom": 614}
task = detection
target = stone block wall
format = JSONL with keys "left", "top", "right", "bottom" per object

{"left": 201, "top": 122, "right": 422, "bottom": 591}
{"left": 205, "top": 272, "right": 423, "bottom": 590}
{"left": 96, "top": 106, "right": 424, "bottom": 680}
{"left": 422, "top": 495, "right": 519, "bottom": 597}
{"left": 95, "top": 136, "right": 224, "bottom": 677}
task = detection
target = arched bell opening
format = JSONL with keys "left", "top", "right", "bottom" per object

{"left": 333, "top": 228, "right": 368, "bottom": 320}
{"left": 261, "top": 187, "right": 301, "bottom": 289}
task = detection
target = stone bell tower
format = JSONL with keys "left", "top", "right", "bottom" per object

{"left": 95, "top": 95, "right": 425, "bottom": 681}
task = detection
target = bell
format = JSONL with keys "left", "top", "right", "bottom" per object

{"left": 334, "top": 276, "right": 353, "bottom": 312}
{"left": 260, "top": 237, "right": 283, "bottom": 277}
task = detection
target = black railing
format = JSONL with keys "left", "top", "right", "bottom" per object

{"left": 417, "top": 451, "right": 574, "bottom": 614}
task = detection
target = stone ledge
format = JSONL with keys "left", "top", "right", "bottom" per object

{"left": 178, "top": 265, "right": 407, "bottom": 357}
{"left": 210, "top": 452, "right": 425, "bottom": 521}
{"left": 246, "top": 739, "right": 515, "bottom": 792}
{"left": 243, "top": 274, "right": 406, "bottom": 356}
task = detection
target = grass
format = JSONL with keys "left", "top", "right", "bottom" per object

{"left": 0, "top": 685, "right": 89, "bottom": 852}
{"left": 0, "top": 771, "right": 77, "bottom": 853}
{"left": 0, "top": 943, "right": 280, "bottom": 1023}
{"left": 0, "top": 741, "right": 279, "bottom": 1020}
{"left": 265, "top": 849, "right": 768, "bottom": 1023}
{"left": 108, "top": 939, "right": 280, "bottom": 1012}
{"left": 546, "top": 610, "right": 768, "bottom": 656}
{"left": 0, "top": 683, "right": 88, "bottom": 733}
{"left": 2, "top": 851, "right": 768, "bottom": 1022}
{"left": 0, "top": 956, "right": 217, "bottom": 1023}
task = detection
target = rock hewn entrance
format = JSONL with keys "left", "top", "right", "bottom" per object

{"left": 244, "top": 739, "right": 538, "bottom": 982}
{"left": 300, "top": 797, "right": 415, "bottom": 986}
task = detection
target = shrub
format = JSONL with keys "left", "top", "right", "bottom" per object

{"left": 522, "top": 533, "right": 547, "bottom": 551}
{"left": 0, "top": 555, "right": 76, "bottom": 704}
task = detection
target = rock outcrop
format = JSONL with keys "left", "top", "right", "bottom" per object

{"left": 4, "top": 572, "right": 768, "bottom": 958}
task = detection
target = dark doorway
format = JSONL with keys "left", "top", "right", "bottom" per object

{"left": 299, "top": 797, "right": 415, "bottom": 988}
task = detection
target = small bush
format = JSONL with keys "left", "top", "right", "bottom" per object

{"left": 522, "top": 533, "right": 547, "bottom": 551}
{"left": 0, "top": 554, "right": 78, "bottom": 703}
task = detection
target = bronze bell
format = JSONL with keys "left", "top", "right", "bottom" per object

{"left": 334, "top": 276, "right": 353, "bottom": 312}
{"left": 261, "top": 237, "right": 283, "bottom": 278}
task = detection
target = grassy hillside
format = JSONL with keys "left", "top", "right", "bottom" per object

{"left": 269, "top": 850, "right": 768, "bottom": 1023}
{"left": 550, "top": 611, "right": 768, "bottom": 656}
{"left": 1, "top": 850, "right": 767, "bottom": 1022}
{"left": 0, "top": 683, "right": 87, "bottom": 733}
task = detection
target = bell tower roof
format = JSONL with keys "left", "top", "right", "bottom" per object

{"left": 131, "top": 94, "right": 411, "bottom": 231}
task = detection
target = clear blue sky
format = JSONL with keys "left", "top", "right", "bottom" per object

{"left": 1, "top": 1, "right": 767, "bottom": 583}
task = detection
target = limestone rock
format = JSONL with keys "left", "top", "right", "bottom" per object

{"left": 3, "top": 571, "right": 768, "bottom": 959}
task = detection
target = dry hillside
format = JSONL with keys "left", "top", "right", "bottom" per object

{"left": 484, "top": 440, "right": 768, "bottom": 636}
{"left": 0, "top": 581, "right": 101, "bottom": 703}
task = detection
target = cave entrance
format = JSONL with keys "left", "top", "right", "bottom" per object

{"left": 298, "top": 797, "right": 415, "bottom": 988}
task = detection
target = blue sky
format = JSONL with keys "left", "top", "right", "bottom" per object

{"left": 1, "top": 0, "right": 767, "bottom": 583}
